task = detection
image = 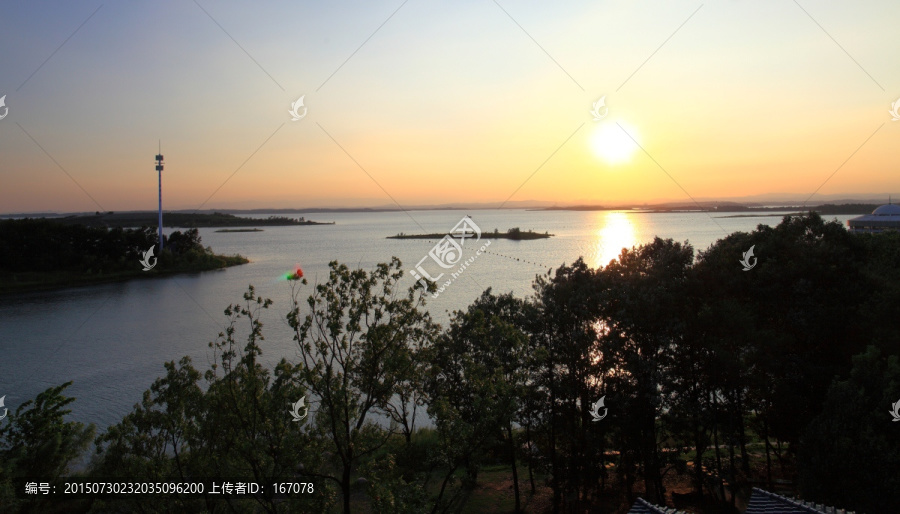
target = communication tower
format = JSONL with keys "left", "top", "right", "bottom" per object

{"left": 156, "top": 143, "right": 164, "bottom": 251}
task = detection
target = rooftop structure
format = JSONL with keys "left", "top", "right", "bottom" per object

{"left": 745, "top": 488, "right": 855, "bottom": 514}
{"left": 627, "top": 498, "right": 686, "bottom": 514}
{"left": 847, "top": 199, "right": 900, "bottom": 233}
{"left": 627, "top": 488, "right": 856, "bottom": 514}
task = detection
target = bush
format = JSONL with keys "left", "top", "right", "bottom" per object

{"left": 0, "top": 383, "right": 95, "bottom": 512}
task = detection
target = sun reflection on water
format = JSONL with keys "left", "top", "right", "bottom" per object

{"left": 592, "top": 211, "right": 638, "bottom": 269}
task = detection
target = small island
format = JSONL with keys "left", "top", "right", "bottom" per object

{"left": 0, "top": 218, "right": 249, "bottom": 294}
{"left": 388, "top": 227, "right": 553, "bottom": 240}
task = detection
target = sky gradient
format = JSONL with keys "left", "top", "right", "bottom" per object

{"left": 1, "top": 0, "right": 899, "bottom": 213}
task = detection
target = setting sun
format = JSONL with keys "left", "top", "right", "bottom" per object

{"left": 590, "top": 121, "right": 641, "bottom": 165}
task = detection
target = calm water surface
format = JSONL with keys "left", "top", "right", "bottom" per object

{"left": 0, "top": 210, "right": 853, "bottom": 429}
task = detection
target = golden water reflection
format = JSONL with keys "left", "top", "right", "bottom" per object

{"left": 592, "top": 211, "right": 638, "bottom": 269}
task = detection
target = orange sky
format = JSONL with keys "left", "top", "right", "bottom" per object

{"left": 1, "top": 1, "right": 899, "bottom": 213}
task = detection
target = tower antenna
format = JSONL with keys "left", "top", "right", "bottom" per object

{"left": 155, "top": 142, "right": 164, "bottom": 251}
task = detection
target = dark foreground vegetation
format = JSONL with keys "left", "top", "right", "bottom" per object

{"left": 390, "top": 227, "right": 553, "bottom": 240}
{"left": 1, "top": 213, "right": 899, "bottom": 513}
{"left": 49, "top": 211, "right": 333, "bottom": 228}
{"left": 0, "top": 219, "right": 248, "bottom": 293}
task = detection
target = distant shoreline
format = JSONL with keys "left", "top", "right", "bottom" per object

{"left": 535, "top": 203, "right": 878, "bottom": 216}
{"left": 0, "top": 202, "right": 884, "bottom": 218}
{"left": 715, "top": 213, "right": 804, "bottom": 218}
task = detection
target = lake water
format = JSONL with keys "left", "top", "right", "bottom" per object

{"left": 0, "top": 209, "right": 854, "bottom": 430}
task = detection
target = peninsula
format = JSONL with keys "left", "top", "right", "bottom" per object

{"left": 46, "top": 211, "right": 334, "bottom": 228}
{"left": 0, "top": 219, "right": 248, "bottom": 294}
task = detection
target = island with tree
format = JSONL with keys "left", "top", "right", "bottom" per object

{"left": 388, "top": 227, "right": 553, "bottom": 240}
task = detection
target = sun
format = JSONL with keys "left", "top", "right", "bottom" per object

{"left": 590, "top": 121, "right": 640, "bottom": 165}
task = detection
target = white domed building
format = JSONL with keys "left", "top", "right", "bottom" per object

{"left": 847, "top": 201, "right": 900, "bottom": 233}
